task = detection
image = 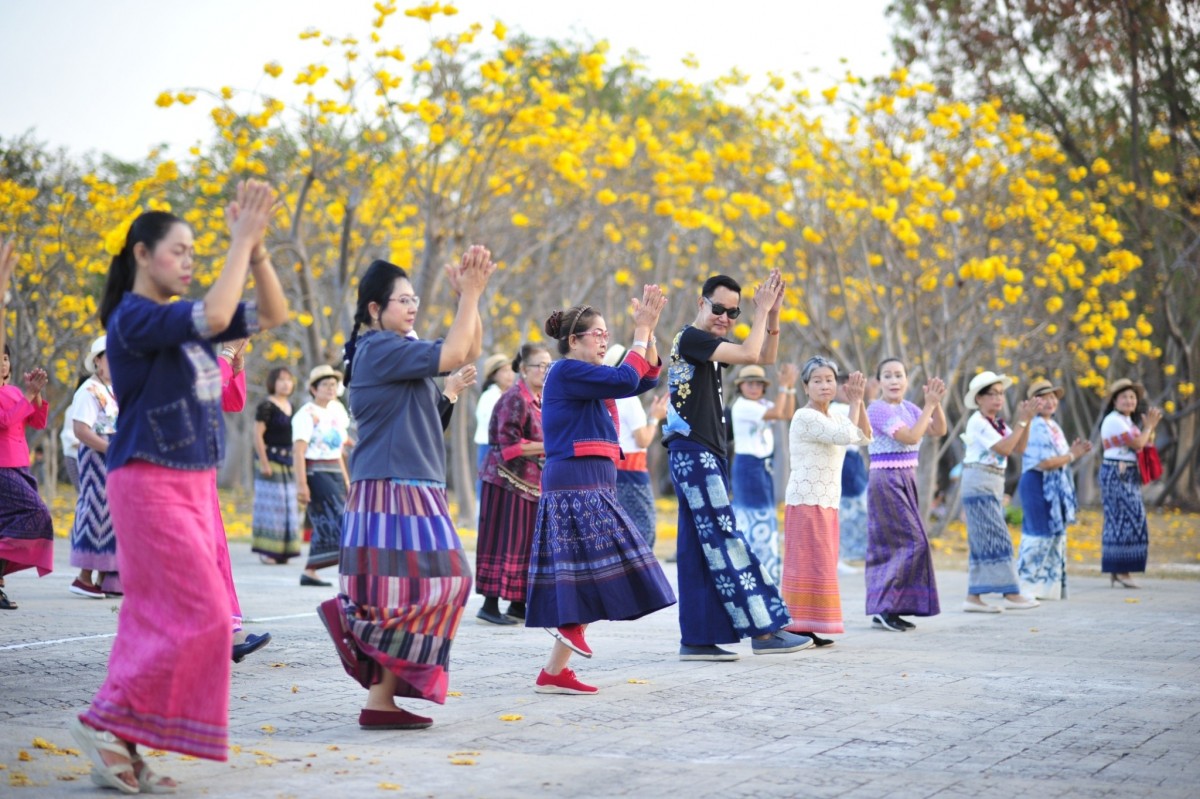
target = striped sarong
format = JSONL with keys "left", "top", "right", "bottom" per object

{"left": 781, "top": 503, "right": 844, "bottom": 634}
{"left": 334, "top": 479, "right": 470, "bottom": 703}
{"left": 252, "top": 461, "right": 300, "bottom": 562}
{"left": 475, "top": 480, "right": 538, "bottom": 601}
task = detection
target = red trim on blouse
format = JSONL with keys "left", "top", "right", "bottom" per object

{"left": 573, "top": 440, "right": 621, "bottom": 463}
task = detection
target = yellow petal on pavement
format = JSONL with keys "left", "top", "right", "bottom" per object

{"left": 499, "top": 714, "right": 523, "bottom": 722}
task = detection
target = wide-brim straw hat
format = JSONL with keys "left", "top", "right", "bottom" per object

{"left": 1025, "top": 378, "right": 1065, "bottom": 400}
{"left": 84, "top": 335, "right": 107, "bottom": 375}
{"left": 734, "top": 364, "right": 770, "bottom": 387}
{"left": 1105, "top": 377, "right": 1145, "bottom": 403}
{"left": 602, "top": 344, "right": 626, "bottom": 367}
{"left": 964, "top": 370, "right": 1014, "bottom": 410}
{"left": 308, "top": 364, "right": 343, "bottom": 388}
{"left": 482, "top": 353, "right": 510, "bottom": 381}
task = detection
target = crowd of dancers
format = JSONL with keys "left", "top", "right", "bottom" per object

{"left": 0, "top": 184, "right": 1166, "bottom": 793}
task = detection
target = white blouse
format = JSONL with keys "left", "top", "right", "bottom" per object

{"left": 785, "top": 407, "right": 871, "bottom": 508}
{"left": 1100, "top": 411, "right": 1139, "bottom": 462}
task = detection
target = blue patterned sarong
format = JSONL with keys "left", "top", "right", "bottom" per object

{"left": 668, "top": 440, "right": 789, "bottom": 645}
{"left": 961, "top": 466, "right": 1019, "bottom": 596}
{"left": 1100, "top": 460, "right": 1149, "bottom": 574}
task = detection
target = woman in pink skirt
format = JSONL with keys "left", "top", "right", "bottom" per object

{"left": 781, "top": 357, "right": 871, "bottom": 646}
{"left": 71, "top": 181, "right": 287, "bottom": 794}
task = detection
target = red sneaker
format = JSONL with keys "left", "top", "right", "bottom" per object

{"left": 535, "top": 668, "right": 598, "bottom": 695}
{"left": 547, "top": 624, "right": 592, "bottom": 657}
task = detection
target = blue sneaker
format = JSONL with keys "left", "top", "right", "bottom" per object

{"left": 679, "top": 644, "right": 740, "bottom": 662}
{"left": 751, "top": 631, "right": 814, "bottom": 655}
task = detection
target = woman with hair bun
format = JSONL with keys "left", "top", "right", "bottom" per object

{"left": 318, "top": 246, "right": 493, "bottom": 731}
{"left": 526, "top": 288, "right": 676, "bottom": 695}
{"left": 72, "top": 181, "right": 288, "bottom": 792}
{"left": 475, "top": 342, "right": 551, "bottom": 625}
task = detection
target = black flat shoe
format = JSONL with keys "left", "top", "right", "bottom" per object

{"left": 476, "top": 607, "right": 518, "bottom": 625}
{"left": 0, "top": 589, "right": 16, "bottom": 610}
{"left": 232, "top": 632, "right": 272, "bottom": 663}
{"left": 504, "top": 602, "right": 526, "bottom": 621}
{"left": 800, "top": 632, "right": 836, "bottom": 647}
{"left": 300, "top": 574, "right": 332, "bottom": 587}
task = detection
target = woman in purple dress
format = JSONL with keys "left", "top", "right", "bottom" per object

{"left": 864, "top": 358, "right": 947, "bottom": 631}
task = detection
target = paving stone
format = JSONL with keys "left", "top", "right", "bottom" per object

{"left": 1, "top": 536, "right": 1197, "bottom": 797}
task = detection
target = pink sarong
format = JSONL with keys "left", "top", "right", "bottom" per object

{"left": 211, "top": 476, "right": 243, "bottom": 631}
{"left": 781, "top": 504, "right": 844, "bottom": 634}
{"left": 81, "top": 462, "right": 232, "bottom": 761}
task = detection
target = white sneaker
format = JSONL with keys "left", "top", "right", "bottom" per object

{"left": 837, "top": 561, "right": 859, "bottom": 575}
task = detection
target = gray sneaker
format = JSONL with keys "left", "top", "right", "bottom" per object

{"left": 679, "top": 644, "right": 740, "bottom": 662}
{"left": 751, "top": 631, "right": 815, "bottom": 655}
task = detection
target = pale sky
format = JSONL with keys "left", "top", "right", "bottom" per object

{"left": 0, "top": 0, "right": 895, "bottom": 162}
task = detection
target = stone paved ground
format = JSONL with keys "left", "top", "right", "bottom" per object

{"left": 2, "top": 537, "right": 1198, "bottom": 798}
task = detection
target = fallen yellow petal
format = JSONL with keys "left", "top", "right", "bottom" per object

{"left": 1029, "top": 628, "right": 1039, "bottom": 633}
{"left": 449, "top": 758, "right": 476, "bottom": 766}
{"left": 499, "top": 714, "right": 523, "bottom": 722}
{"left": 10, "top": 772, "right": 34, "bottom": 787}
{"left": 270, "top": 663, "right": 288, "bottom": 668}
{"left": 291, "top": 685, "right": 300, "bottom": 693}
{"left": 378, "top": 782, "right": 402, "bottom": 790}
{"left": 626, "top": 678, "right": 648, "bottom": 684}
{"left": 1125, "top": 598, "right": 1140, "bottom": 603}
{"left": 446, "top": 691, "right": 463, "bottom": 697}
{"left": 17, "top": 751, "right": 31, "bottom": 762}
{"left": 327, "top": 745, "right": 341, "bottom": 751}
{"left": 260, "top": 725, "right": 276, "bottom": 734}
{"left": 255, "top": 758, "right": 276, "bottom": 766}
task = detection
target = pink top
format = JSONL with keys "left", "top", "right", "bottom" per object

{"left": 219, "top": 358, "right": 247, "bottom": 413}
{"left": 0, "top": 385, "right": 48, "bottom": 468}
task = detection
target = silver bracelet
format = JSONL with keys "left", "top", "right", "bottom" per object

{"left": 632, "top": 339, "right": 648, "bottom": 349}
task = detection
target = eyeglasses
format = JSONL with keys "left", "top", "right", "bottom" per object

{"left": 703, "top": 296, "right": 741, "bottom": 319}
{"left": 387, "top": 295, "right": 421, "bottom": 309}
{"left": 524, "top": 363, "right": 552, "bottom": 371}
{"left": 575, "top": 328, "right": 610, "bottom": 342}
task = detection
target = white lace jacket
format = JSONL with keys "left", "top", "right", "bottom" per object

{"left": 785, "top": 407, "right": 872, "bottom": 508}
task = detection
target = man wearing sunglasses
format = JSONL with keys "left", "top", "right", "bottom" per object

{"left": 663, "top": 271, "right": 814, "bottom": 661}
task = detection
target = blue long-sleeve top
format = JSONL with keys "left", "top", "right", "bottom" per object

{"left": 541, "top": 352, "right": 661, "bottom": 465}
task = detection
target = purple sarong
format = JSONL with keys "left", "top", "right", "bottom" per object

{"left": 864, "top": 467, "right": 940, "bottom": 617}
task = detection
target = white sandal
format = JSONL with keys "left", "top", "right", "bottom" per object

{"left": 92, "top": 755, "right": 177, "bottom": 795}
{"left": 69, "top": 717, "right": 139, "bottom": 795}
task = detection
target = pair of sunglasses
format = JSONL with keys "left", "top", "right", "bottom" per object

{"left": 703, "top": 297, "right": 742, "bottom": 319}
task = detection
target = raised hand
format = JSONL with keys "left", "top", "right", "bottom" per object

{"left": 456, "top": 245, "right": 495, "bottom": 295}
{"left": 1017, "top": 397, "right": 1044, "bottom": 423}
{"left": 924, "top": 377, "right": 947, "bottom": 405}
{"left": 777, "top": 362, "right": 799, "bottom": 389}
{"left": 445, "top": 364, "right": 477, "bottom": 399}
{"left": 1146, "top": 406, "right": 1164, "bottom": 427}
{"left": 23, "top": 367, "right": 48, "bottom": 399}
{"left": 1069, "top": 438, "right": 1093, "bottom": 459}
{"left": 226, "top": 180, "right": 277, "bottom": 246}
{"left": 631, "top": 284, "right": 667, "bottom": 330}
{"left": 752, "top": 269, "right": 784, "bottom": 314}
{"left": 844, "top": 371, "right": 867, "bottom": 404}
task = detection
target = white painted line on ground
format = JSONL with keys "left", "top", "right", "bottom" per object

{"left": 0, "top": 633, "right": 116, "bottom": 651}
{"left": 244, "top": 612, "right": 318, "bottom": 622}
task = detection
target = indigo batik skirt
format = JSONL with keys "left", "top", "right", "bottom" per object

{"left": 1099, "top": 460, "right": 1149, "bottom": 574}
{"left": 526, "top": 457, "right": 675, "bottom": 628}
